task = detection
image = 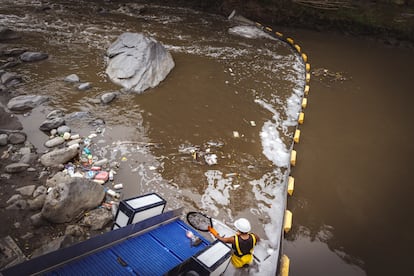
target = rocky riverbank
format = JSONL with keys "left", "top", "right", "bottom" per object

{"left": 0, "top": 28, "right": 121, "bottom": 269}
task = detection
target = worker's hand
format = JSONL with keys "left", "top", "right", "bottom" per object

{"left": 208, "top": 226, "right": 218, "bottom": 237}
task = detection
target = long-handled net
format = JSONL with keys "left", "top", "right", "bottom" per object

{"left": 186, "top": 212, "right": 213, "bottom": 232}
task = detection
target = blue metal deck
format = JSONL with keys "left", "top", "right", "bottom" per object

{"left": 47, "top": 220, "right": 209, "bottom": 276}
{"left": 1, "top": 210, "right": 210, "bottom": 276}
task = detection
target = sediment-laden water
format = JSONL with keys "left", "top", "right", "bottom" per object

{"left": 1, "top": 1, "right": 305, "bottom": 274}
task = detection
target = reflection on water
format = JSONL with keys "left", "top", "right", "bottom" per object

{"left": 284, "top": 226, "right": 365, "bottom": 276}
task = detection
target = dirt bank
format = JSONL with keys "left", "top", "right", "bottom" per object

{"left": 156, "top": 0, "right": 414, "bottom": 46}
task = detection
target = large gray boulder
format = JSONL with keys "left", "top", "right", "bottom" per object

{"left": 41, "top": 176, "right": 105, "bottom": 223}
{"left": 105, "top": 32, "right": 175, "bottom": 93}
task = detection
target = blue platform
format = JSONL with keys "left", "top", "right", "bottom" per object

{"left": 1, "top": 210, "right": 210, "bottom": 276}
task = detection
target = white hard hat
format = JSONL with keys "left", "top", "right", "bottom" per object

{"left": 234, "top": 218, "right": 251, "bottom": 233}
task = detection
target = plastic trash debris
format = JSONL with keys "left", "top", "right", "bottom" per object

{"left": 186, "top": 230, "right": 202, "bottom": 247}
{"left": 86, "top": 170, "right": 96, "bottom": 179}
{"left": 63, "top": 132, "right": 71, "bottom": 140}
{"left": 106, "top": 189, "right": 120, "bottom": 199}
{"left": 90, "top": 166, "right": 101, "bottom": 171}
{"left": 109, "top": 169, "right": 115, "bottom": 181}
{"left": 250, "top": 121, "right": 256, "bottom": 127}
{"left": 204, "top": 154, "right": 218, "bottom": 166}
{"left": 95, "top": 171, "right": 109, "bottom": 182}
{"left": 233, "top": 131, "right": 240, "bottom": 138}
{"left": 70, "top": 134, "right": 80, "bottom": 140}
{"left": 113, "top": 183, "right": 123, "bottom": 190}
{"left": 83, "top": 148, "right": 91, "bottom": 155}
{"left": 225, "top": 173, "right": 238, "bottom": 177}
{"left": 93, "top": 179, "right": 105, "bottom": 185}
{"left": 67, "top": 166, "right": 75, "bottom": 176}
{"left": 83, "top": 138, "right": 91, "bottom": 146}
{"left": 94, "top": 158, "right": 108, "bottom": 166}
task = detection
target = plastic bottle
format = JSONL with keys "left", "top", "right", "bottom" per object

{"left": 113, "top": 183, "right": 123, "bottom": 190}
{"left": 106, "top": 189, "right": 120, "bottom": 199}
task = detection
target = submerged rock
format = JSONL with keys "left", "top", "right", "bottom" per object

{"left": 19, "top": 51, "right": 48, "bottom": 62}
{"left": 105, "top": 32, "right": 175, "bottom": 93}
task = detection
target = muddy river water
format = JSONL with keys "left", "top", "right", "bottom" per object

{"left": 1, "top": 1, "right": 413, "bottom": 275}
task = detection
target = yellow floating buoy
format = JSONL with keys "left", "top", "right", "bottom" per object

{"left": 265, "top": 26, "right": 272, "bottom": 32}
{"left": 306, "top": 72, "right": 311, "bottom": 84}
{"left": 302, "top": 53, "right": 308, "bottom": 63}
{"left": 301, "top": 97, "right": 307, "bottom": 109}
{"left": 290, "top": 150, "right": 297, "bottom": 166}
{"left": 280, "top": 255, "right": 290, "bottom": 276}
{"left": 294, "top": 44, "right": 301, "bottom": 53}
{"left": 288, "top": 176, "right": 295, "bottom": 196}
{"left": 304, "top": 85, "right": 310, "bottom": 96}
{"left": 286, "top": 37, "right": 294, "bottom": 45}
{"left": 275, "top": 31, "right": 283, "bottom": 37}
{"left": 298, "top": 112, "right": 305, "bottom": 125}
{"left": 284, "top": 210, "right": 293, "bottom": 233}
{"left": 306, "top": 63, "right": 311, "bottom": 72}
{"left": 294, "top": 129, "right": 300, "bottom": 143}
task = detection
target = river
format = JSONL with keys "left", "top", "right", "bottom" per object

{"left": 282, "top": 29, "right": 414, "bottom": 276}
{"left": 1, "top": 1, "right": 413, "bottom": 275}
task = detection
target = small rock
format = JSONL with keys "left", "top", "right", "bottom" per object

{"left": 19, "top": 152, "right": 37, "bottom": 164}
{"left": 0, "top": 28, "right": 21, "bottom": 40}
{"left": 7, "top": 132, "right": 26, "bottom": 144}
{"left": 6, "top": 194, "right": 22, "bottom": 205}
{"left": 46, "top": 109, "right": 65, "bottom": 119}
{"left": 6, "top": 199, "right": 27, "bottom": 210}
{"left": 19, "top": 51, "right": 48, "bottom": 62}
{"left": 3, "top": 48, "right": 27, "bottom": 56}
{"left": 64, "top": 74, "right": 80, "bottom": 83}
{"left": 44, "top": 136, "right": 65, "bottom": 148}
{"left": 5, "top": 163, "right": 30, "bottom": 173}
{"left": 33, "top": 185, "right": 47, "bottom": 197}
{"left": 100, "top": 92, "right": 117, "bottom": 104}
{"left": 0, "top": 134, "right": 7, "bottom": 145}
{"left": 81, "top": 208, "right": 113, "bottom": 230}
{"left": 30, "top": 212, "right": 46, "bottom": 227}
{"left": 57, "top": 125, "right": 71, "bottom": 135}
{"left": 27, "top": 194, "right": 46, "bottom": 210}
{"left": 21, "top": 232, "right": 34, "bottom": 240}
{"left": 7, "top": 95, "right": 49, "bottom": 111}
{"left": 65, "top": 225, "right": 85, "bottom": 237}
{"left": 39, "top": 117, "right": 65, "bottom": 131}
{"left": 1, "top": 72, "right": 22, "bottom": 86}
{"left": 66, "top": 138, "right": 82, "bottom": 147}
{"left": 78, "top": 82, "right": 91, "bottom": 90}
{"left": 19, "top": 147, "right": 31, "bottom": 155}
{"left": 16, "top": 184, "right": 36, "bottom": 196}
{"left": 1, "top": 173, "right": 11, "bottom": 179}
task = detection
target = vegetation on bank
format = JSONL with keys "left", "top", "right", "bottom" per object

{"left": 160, "top": 0, "right": 414, "bottom": 44}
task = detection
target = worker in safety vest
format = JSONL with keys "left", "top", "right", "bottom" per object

{"left": 208, "top": 218, "right": 260, "bottom": 268}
